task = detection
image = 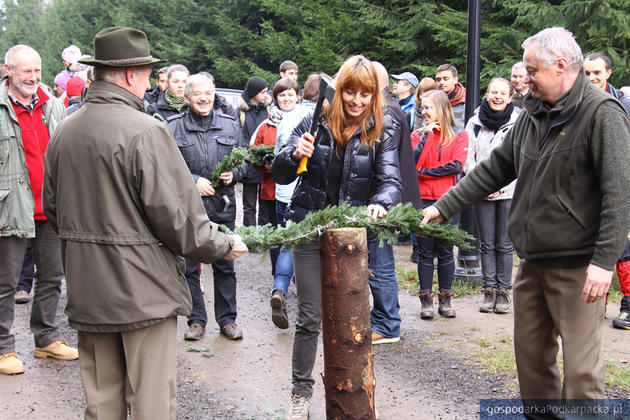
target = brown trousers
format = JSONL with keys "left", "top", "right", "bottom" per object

{"left": 78, "top": 317, "right": 177, "bottom": 420}
{"left": 513, "top": 261, "right": 605, "bottom": 400}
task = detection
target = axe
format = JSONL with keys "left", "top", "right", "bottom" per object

{"left": 297, "top": 77, "right": 336, "bottom": 174}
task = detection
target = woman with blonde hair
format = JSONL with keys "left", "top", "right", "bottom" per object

{"left": 409, "top": 77, "right": 439, "bottom": 134}
{"left": 412, "top": 89, "right": 468, "bottom": 320}
{"left": 271, "top": 55, "right": 401, "bottom": 419}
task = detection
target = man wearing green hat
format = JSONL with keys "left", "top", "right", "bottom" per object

{"left": 43, "top": 27, "right": 247, "bottom": 419}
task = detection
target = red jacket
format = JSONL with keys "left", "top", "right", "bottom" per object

{"left": 414, "top": 128, "right": 468, "bottom": 200}
{"left": 252, "top": 122, "right": 277, "bottom": 201}
{"left": 11, "top": 87, "right": 53, "bottom": 220}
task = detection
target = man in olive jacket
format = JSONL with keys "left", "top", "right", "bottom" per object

{"left": 422, "top": 27, "right": 630, "bottom": 410}
{"left": 42, "top": 27, "right": 247, "bottom": 420}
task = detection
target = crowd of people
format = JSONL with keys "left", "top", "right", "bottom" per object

{"left": 1, "top": 24, "right": 629, "bottom": 420}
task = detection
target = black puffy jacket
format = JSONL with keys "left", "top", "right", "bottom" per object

{"left": 167, "top": 110, "right": 247, "bottom": 223}
{"left": 147, "top": 90, "right": 188, "bottom": 122}
{"left": 270, "top": 113, "right": 402, "bottom": 223}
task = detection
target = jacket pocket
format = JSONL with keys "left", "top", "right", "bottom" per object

{"left": 556, "top": 194, "right": 587, "bottom": 230}
{"left": 176, "top": 143, "right": 197, "bottom": 164}
{"left": 215, "top": 135, "right": 237, "bottom": 146}
{"left": 0, "top": 188, "right": 10, "bottom": 229}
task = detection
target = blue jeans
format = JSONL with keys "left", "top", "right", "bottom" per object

{"left": 368, "top": 239, "right": 401, "bottom": 338}
{"left": 474, "top": 199, "right": 513, "bottom": 289}
{"left": 273, "top": 201, "right": 294, "bottom": 296}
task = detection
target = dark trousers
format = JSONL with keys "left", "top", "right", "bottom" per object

{"left": 242, "top": 183, "right": 268, "bottom": 227}
{"left": 0, "top": 221, "right": 63, "bottom": 352}
{"left": 417, "top": 199, "right": 459, "bottom": 293}
{"left": 474, "top": 199, "right": 513, "bottom": 289}
{"left": 17, "top": 244, "right": 35, "bottom": 292}
{"left": 263, "top": 199, "right": 279, "bottom": 276}
{"left": 184, "top": 221, "right": 237, "bottom": 328}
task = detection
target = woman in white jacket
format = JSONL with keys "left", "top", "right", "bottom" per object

{"left": 465, "top": 78, "right": 520, "bottom": 314}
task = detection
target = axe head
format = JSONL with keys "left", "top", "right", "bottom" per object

{"left": 309, "top": 77, "right": 336, "bottom": 136}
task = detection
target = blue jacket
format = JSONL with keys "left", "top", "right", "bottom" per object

{"left": 270, "top": 113, "right": 402, "bottom": 223}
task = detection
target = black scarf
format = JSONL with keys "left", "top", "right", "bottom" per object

{"left": 478, "top": 99, "right": 514, "bottom": 132}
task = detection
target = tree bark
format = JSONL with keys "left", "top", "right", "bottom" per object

{"left": 319, "top": 227, "right": 375, "bottom": 420}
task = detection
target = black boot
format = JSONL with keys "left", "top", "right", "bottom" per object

{"left": 494, "top": 288, "right": 511, "bottom": 314}
{"left": 438, "top": 291, "right": 456, "bottom": 318}
{"left": 612, "top": 296, "right": 630, "bottom": 330}
{"left": 419, "top": 291, "right": 434, "bottom": 320}
{"left": 479, "top": 286, "right": 496, "bottom": 313}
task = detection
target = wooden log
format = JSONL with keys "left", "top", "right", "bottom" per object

{"left": 319, "top": 227, "right": 375, "bottom": 420}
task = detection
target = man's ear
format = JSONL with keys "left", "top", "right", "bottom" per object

{"left": 555, "top": 57, "right": 570, "bottom": 74}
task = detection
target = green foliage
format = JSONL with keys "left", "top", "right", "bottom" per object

{"left": 224, "top": 202, "right": 474, "bottom": 254}
{"left": 248, "top": 144, "right": 275, "bottom": 167}
{"left": 210, "top": 147, "right": 249, "bottom": 187}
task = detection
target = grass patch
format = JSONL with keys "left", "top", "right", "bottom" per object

{"left": 605, "top": 360, "right": 630, "bottom": 390}
{"left": 395, "top": 266, "right": 480, "bottom": 297}
{"left": 461, "top": 335, "right": 519, "bottom": 390}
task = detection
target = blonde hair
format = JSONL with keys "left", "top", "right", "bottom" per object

{"left": 326, "top": 55, "right": 383, "bottom": 148}
{"left": 422, "top": 89, "right": 457, "bottom": 146}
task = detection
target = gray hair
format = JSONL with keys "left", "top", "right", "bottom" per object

{"left": 511, "top": 62, "right": 526, "bottom": 73}
{"left": 167, "top": 64, "right": 189, "bottom": 80}
{"left": 521, "top": 27, "right": 583, "bottom": 73}
{"left": 4, "top": 45, "right": 40, "bottom": 69}
{"left": 184, "top": 73, "right": 214, "bottom": 98}
{"left": 93, "top": 65, "right": 151, "bottom": 83}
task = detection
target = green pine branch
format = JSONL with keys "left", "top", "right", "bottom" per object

{"left": 248, "top": 144, "right": 275, "bottom": 167}
{"left": 223, "top": 202, "right": 474, "bottom": 253}
{"left": 210, "top": 147, "right": 249, "bottom": 187}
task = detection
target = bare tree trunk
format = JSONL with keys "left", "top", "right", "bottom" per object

{"left": 319, "top": 227, "right": 375, "bottom": 420}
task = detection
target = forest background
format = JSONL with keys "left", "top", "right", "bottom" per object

{"left": 1, "top": 0, "right": 629, "bottom": 95}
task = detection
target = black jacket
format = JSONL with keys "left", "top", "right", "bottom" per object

{"left": 214, "top": 94, "right": 237, "bottom": 119}
{"left": 147, "top": 90, "right": 188, "bottom": 122}
{"left": 167, "top": 110, "right": 247, "bottom": 223}
{"left": 239, "top": 92, "right": 271, "bottom": 183}
{"left": 144, "top": 87, "right": 160, "bottom": 105}
{"left": 270, "top": 113, "right": 402, "bottom": 223}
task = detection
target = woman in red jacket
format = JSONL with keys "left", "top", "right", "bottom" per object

{"left": 412, "top": 89, "right": 468, "bottom": 320}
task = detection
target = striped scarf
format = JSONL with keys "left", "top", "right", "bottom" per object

{"left": 165, "top": 90, "right": 187, "bottom": 111}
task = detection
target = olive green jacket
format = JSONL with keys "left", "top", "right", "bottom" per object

{"left": 436, "top": 74, "right": 630, "bottom": 270}
{"left": 0, "top": 77, "right": 65, "bottom": 238}
{"left": 43, "top": 81, "right": 234, "bottom": 332}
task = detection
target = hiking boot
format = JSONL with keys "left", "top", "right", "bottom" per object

{"left": 479, "top": 286, "right": 496, "bottom": 313}
{"left": 612, "top": 296, "right": 630, "bottom": 330}
{"left": 287, "top": 393, "right": 311, "bottom": 420}
{"left": 14, "top": 290, "right": 31, "bottom": 304}
{"left": 494, "top": 288, "right": 511, "bottom": 314}
{"left": 34, "top": 339, "right": 78, "bottom": 360}
{"left": 270, "top": 290, "right": 289, "bottom": 329}
{"left": 371, "top": 332, "right": 400, "bottom": 345}
{"left": 419, "top": 291, "right": 434, "bottom": 320}
{"left": 0, "top": 352, "right": 24, "bottom": 375}
{"left": 438, "top": 291, "right": 456, "bottom": 318}
{"left": 184, "top": 323, "right": 206, "bottom": 341}
{"left": 410, "top": 244, "right": 418, "bottom": 263}
{"left": 220, "top": 323, "right": 243, "bottom": 340}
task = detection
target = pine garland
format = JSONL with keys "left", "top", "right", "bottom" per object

{"left": 248, "top": 144, "right": 275, "bottom": 167}
{"left": 224, "top": 202, "right": 473, "bottom": 253}
{"left": 210, "top": 147, "right": 249, "bottom": 187}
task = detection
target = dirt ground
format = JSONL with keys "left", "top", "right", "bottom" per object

{"left": 2, "top": 186, "right": 629, "bottom": 419}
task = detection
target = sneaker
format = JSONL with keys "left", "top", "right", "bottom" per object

{"left": 479, "top": 287, "right": 496, "bottom": 313}
{"left": 0, "top": 352, "right": 24, "bottom": 375}
{"left": 271, "top": 290, "right": 289, "bottom": 329}
{"left": 34, "top": 339, "right": 78, "bottom": 360}
{"left": 494, "top": 288, "right": 511, "bottom": 314}
{"left": 287, "top": 393, "right": 311, "bottom": 420}
{"left": 184, "top": 322, "right": 206, "bottom": 341}
{"left": 220, "top": 323, "right": 243, "bottom": 340}
{"left": 419, "top": 291, "right": 434, "bottom": 320}
{"left": 612, "top": 296, "right": 630, "bottom": 330}
{"left": 371, "top": 332, "right": 400, "bottom": 345}
{"left": 438, "top": 291, "right": 456, "bottom": 318}
{"left": 14, "top": 290, "right": 31, "bottom": 304}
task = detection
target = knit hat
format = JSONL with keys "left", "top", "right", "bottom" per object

{"left": 391, "top": 71, "right": 419, "bottom": 88}
{"left": 54, "top": 72, "right": 71, "bottom": 89}
{"left": 245, "top": 76, "right": 268, "bottom": 99}
{"left": 62, "top": 45, "right": 82, "bottom": 64}
{"left": 66, "top": 77, "right": 86, "bottom": 97}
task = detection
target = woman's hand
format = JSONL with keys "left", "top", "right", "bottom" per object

{"left": 367, "top": 204, "right": 387, "bottom": 220}
{"left": 422, "top": 122, "right": 441, "bottom": 133}
{"left": 292, "top": 132, "right": 315, "bottom": 161}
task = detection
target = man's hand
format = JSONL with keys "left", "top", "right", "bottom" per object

{"left": 487, "top": 191, "right": 501, "bottom": 199}
{"left": 224, "top": 235, "right": 248, "bottom": 260}
{"left": 367, "top": 204, "right": 387, "bottom": 220}
{"left": 196, "top": 177, "right": 215, "bottom": 197}
{"left": 292, "top": 133, "right": 314, "bottom": 160}
{"left": 421, "top": 205, "right": 445, "bottom": 225}
{"left": 581, "top": 263, "right": 612, "bottom": 303}
{"left": 219, "top": 171, "right": 233, "bottom": 185}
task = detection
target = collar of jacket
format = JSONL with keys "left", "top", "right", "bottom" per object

{"left": 0, "top": 80, "right": 51, "bottom": 122}
{"left": 85, "top": 80, "right": 145, "bottom": 112}
{"left": 183, "top": 109, "right": 221, "bottom": 132}
{"left": 522, "top": 72, "right": 591, "bottom": 121}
